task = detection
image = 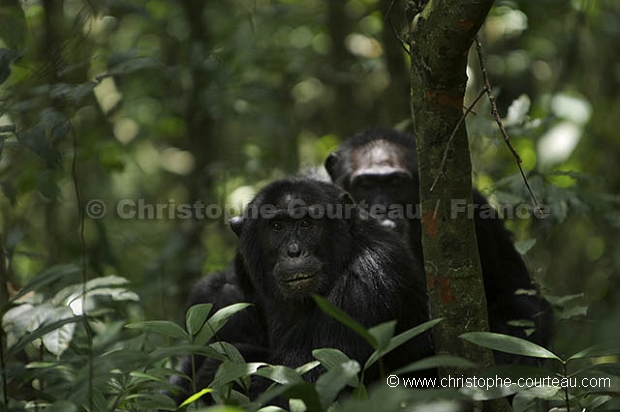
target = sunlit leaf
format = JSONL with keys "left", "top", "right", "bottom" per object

{"left": 460, "top": 332, "right": 560, "bottom": 361}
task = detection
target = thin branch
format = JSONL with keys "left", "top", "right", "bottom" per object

{"left": 474, "top": 36, "right": 540, "bottom": 209}
{"left": 384, "top": 0, "right": 397, "bottom": 22}
{"left": 430, "top": 88, "right": 486, "bottom": 192}
{"left": 71, "top": 124, "right": 94, "bottom": 412}
{"left": 388, "top": 18, "right": 411, "bottom": 56}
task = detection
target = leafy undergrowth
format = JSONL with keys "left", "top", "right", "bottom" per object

{"left": 2, "top": 266, "right": 620, "bottom": 412}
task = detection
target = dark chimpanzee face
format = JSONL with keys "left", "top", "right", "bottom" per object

{"left": 258, "top": 213, "right": 325, "bottom": 298}
{"left": 230, "top": 179, "right": 354, "bottom": 302}
{"left": 327, "top": 137, "right": 419, "bottom": 240}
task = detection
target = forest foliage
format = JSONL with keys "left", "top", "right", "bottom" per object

{"left": 0, "top": 0, "right": 619, "bottom": 411}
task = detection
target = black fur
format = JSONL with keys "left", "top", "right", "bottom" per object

{"left": 231, "top": 178, "right": 433, "bottom": 381}
{"left": 325, "top": 127, "right": 554, "bottom": 365}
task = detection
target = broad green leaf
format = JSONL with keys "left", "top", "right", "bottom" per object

{"left": 186, "top": 303, "right": 213, "bottom": 336}
{"left": 210, "top": 341, "right": 247, "bottom": 363}
{"left": 315, "top": 360, "right": 360, "bottom": 409}
{"left": 41, "top": 306, "right": 76, "bottom": 356}
{"left": 568, "top": 342, "right": 620, "bottom": 361}
{"left": 254, "top": 365, "right": 304, "bottom": 385}
{"left": 460, "top": 332, "right": 561, "bottom": 361}
{"left": 367, "top": 320, "right": 396, "bottom": 351}
{"left": 312, "top": 348, "right": 352, "bottom": 371}
{"left": 125, "top": 320, "right": 188, "bottom": 340}
{"left": 313, "top": 295, "right": 378, "bottom": 348}
{"left": 365, "top": 318, "right": 443, "bottom": 369}
{"left": 393, "top": 355, "right": 477, "bottom": 375}
{"left": 53, "top": 275, "right": 132, "bottom": 305}
{"left": 210, "top": 361, "right": 265, "bottom": 392}
{"left": 8, "top": 315, "right": 82, "bottom": 356}
{"left": 194, "top": 303, "right": 251, "bottom": 346}
{"left": 313, "top": 348, "right": 359, "bottom": 387}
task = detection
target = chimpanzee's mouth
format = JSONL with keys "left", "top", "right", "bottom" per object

{"left": 283, "top": 273, "right": 314, "bottom": 284}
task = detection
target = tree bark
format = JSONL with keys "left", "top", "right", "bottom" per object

{"left": 407, "top": 1, "right": 512, "bottom": 411}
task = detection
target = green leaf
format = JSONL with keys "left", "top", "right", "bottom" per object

{"left": 8, "top": 315, "right": 82, "bottom": 356}
{"left": 365, "top": 318, "right": 443, "bottom": 369}
{"left": 315, "top": 360, "right": 360, "bottom": 409}
{"left": 41, "top": 306, "right": 76, "bottom": 356}
{"left": 460, "top": 332, "right": 561, "bottom": 361}
{"left": 194, "top": 303, "right": 251, "bottom": 345}
{"left": 210, "top": 361, "right": 265, "bottom": 391}
{"left": 313, "top": 348, "right": 359, "bottom": 387}
{"left": 313, "top": 295, "right": 378, "bottom": 348}
{"left": 313, "top": 348, "right": 353, "bottom": 371}
{"left": 393, "top": 355, "right": 477, "bottom": 375}
{"left": 568, "top": 342, "right": 620, "bottom": 361}
{"left": 186, "top": 303, "right": 213, "bottom": 336}
{"left": 179, "top": 388, "right": 213, "bottom": 408}
{"left": 296, "top": 360, "right": 321, "bottom": 376}
{"left": 125, "top": 320, "right": 188, "bottom": 340}
{"left": 367, "top": 320, "right": 396, "bottom": 351}
{"left": 210, "top": 341, "right": 246, "bottom": 363}
{"left": 254, "top": 365, "right": 304, "bottom": 385}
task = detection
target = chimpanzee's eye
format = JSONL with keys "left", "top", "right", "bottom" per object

{"left": 299, "top": 218, "right": 312, "bottom": 228}
{"left": 270, "top": 221, "right": 283, "bottom": 231}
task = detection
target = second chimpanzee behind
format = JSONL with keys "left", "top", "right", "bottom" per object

{"left": 325, "top": 127, "right": 554, "bottom": 365}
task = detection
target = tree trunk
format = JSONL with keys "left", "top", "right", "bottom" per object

{"left": 407, "top": 1, "right": 512, "bottom": 411}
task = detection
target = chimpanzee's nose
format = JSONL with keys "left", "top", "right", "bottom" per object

{"left": 287, "top": 242, "right": 302, "bottom": 258}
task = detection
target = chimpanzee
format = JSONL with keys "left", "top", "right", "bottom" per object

{"left": 325, "top": 127, "right": 553, "bottom": 364}
{"left": 229, "top": 177, "right": 433, "bottom": 382}
{"left": 168, "top": 177, "right": 434, "bottom": 406}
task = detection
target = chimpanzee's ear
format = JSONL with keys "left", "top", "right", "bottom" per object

{"left": 229, "top": 216, "right": 245, "bottom": 237}
{"left": 324, "top": 152, "right": 340, "bottom": 181}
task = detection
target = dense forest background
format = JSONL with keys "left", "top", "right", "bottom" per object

{"left": 1, "top": 0, "right": 619, "bottom": 411}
